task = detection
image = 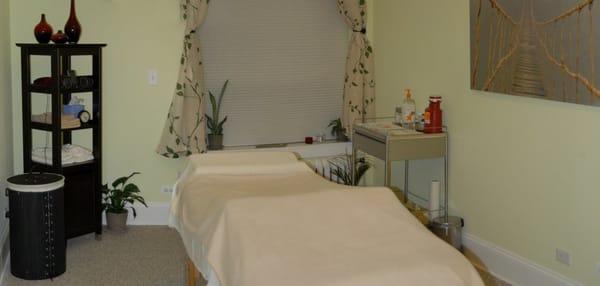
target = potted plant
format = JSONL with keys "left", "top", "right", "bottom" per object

{"left": 328, "top": 155, "right": 371, "bottom": 186}
{"left": 102, "top": 172, "right": 148, "bottom": 232}
{"left": 328, "top": 118, "right": 348, "bottom": 142}
{"left": 206, "top": 80, "right": 229, "bottom": 150}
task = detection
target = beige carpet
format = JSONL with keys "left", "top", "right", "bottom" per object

{"left": 2, "top": 226, "right": 186, "bottom": 286}
{"left": 2, "top": 226, "right": 509, "bottom": 286}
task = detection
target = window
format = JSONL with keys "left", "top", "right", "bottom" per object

{"left": 199, "top": 0, "right": 347, "bottom": 146}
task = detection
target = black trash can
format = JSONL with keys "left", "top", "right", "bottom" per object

{"left": 7, "top": 173, "right": 66, "bottom": 280}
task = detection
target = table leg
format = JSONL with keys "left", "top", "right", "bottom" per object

{"left": 444, "top": 142, "right": 449, "bottom": 219}
{"left": 404, "top": 161, "right": 409, "bottom": 203}
{"left": 351, "top": 147, "right": 357, "bottom": 184}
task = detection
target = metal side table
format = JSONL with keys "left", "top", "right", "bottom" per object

{"left": 352, "top": 121, "right": 448, "bottom": 217}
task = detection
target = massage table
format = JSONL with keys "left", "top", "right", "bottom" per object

{"left": 169, "top": 152, "right": 484, "bottom": 286}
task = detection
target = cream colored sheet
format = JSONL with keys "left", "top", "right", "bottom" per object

{"left": 170, "top": 152, "right": 483, "bottom": 286}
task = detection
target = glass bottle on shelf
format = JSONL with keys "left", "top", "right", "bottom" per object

{"left": 401, "top": 89, "right": 416, "bottom": 129}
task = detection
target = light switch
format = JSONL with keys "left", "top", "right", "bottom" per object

{"left": 148, "top": 69, "right": 158, "bottom": 85}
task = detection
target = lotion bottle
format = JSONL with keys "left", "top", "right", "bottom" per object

{"left": 401, "top": 89, "right": 416, "bottom": 129}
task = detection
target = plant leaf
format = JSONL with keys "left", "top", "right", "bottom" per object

{"left": 124, "top": 183, "right": 141, "bottom": 194}
{"left": 112, "top": 172, "right": 140, "bottom": 188}
{"left": 216, "top": 116, "right": 228, "bottom": 135}
{"left": 209, "top": 91, "right": 217, "bottom": 122}
{"left": 215, "top": 80, "right": 229, "bottom": 121}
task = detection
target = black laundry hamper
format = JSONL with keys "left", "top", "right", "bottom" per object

{"left": 6, "top": 173, "right": 66, "bottom": 280}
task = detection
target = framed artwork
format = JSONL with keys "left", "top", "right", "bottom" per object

{"left": 470, "top": 0, "right": 600, "bottom": 106}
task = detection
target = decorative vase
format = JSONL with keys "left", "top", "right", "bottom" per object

{"left": 106, "top": 210, "right": 128, "bottom": 233}
{"left": 34, "top": 14, "right": 53, "bottom": 44}
{"left": 64, "top": 0, "right": 81, "bottom": 43}
{"left": 207, "top": 134, "right": 224, "bottom": 150}
{"left": 51, "top": 30, "right": 69, "bottom": 44}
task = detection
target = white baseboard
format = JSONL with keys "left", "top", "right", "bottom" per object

{"left": 102, "top": 202, "right": 171, "bottom": 226}
{"left": 463, "top": 233, "right": 583, "bottom": 286}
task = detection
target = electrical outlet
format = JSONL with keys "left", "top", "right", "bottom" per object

{"left": 555, "top": 248, "right": 571, "bottom": 266}
{"left": 596, "top": 262, "right": 600, "bottom": 274}
{"left": 161, "top": 186, "right": 173, "bottom": 194}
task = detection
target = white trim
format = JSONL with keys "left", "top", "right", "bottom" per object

{"left": 102, "top": 203, "right": 171, "bottom": 226}
{"left": 463, "top": 233, "right": 583, "bottom": 286}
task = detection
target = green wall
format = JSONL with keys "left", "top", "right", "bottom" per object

{"left": 10, "top": 0, "right": 185, "bottom": 202}
{"left": 7, "top": 0, "right": 600, "bottom": 283}
{"left": 372, "top": 0, "right": 599, "bottom": 284}
{"left": 0, "top": 0, "right": 13, "bottom": 242}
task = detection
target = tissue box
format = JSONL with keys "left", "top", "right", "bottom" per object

{"left": 63, "top": 104, "right": 84, "bottom": 118}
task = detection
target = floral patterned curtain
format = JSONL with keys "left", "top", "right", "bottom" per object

{"left": 336, "top": 0, "right": 376, "bottom": 137}
{"left": 157, "top": 0, "right": 209, "bottom": 158}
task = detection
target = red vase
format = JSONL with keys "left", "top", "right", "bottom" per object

{"left": 51, "top": 30, "right": 69, "bottom": 44}
{"left": 64, "top": 0, "right": 81, "bottom": 43}
{"left": 34, "top": 14, "right": 53, "bottom": 44}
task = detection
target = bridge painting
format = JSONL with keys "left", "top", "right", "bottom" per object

{"left": 470, "top": 0, "right": 600, "bottom": 106}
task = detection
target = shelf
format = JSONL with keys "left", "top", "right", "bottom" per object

{"left": 31, "top": 159, "right": 96, "bottom": 173}
{"left": 19, "top": 43, "right": 105, "bottom": 239}
{"left": 30, "top": 84, "right": 98, "bottom": 94}
{"left": 16, "top": 43, "right": 107, "bottom": 48}
{"left": 31, "top": 121, "right": 96, "bottom": 131}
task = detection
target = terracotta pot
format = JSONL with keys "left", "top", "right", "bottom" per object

{"left": 34, "top": 14, "right": 53, "bottom": 44}
{"left": 106, "top": 210, "right": 128, "bottom": 233}
{"left": 51, "top": 30, "right": 69, "bottom": 44}
{"left": 207, "top": 134, "right": 224, "bottom": 150}
{"left": 64, "top": 0, "right": 82, "bottom": 43}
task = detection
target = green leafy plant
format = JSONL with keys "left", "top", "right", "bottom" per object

{"left": 328, "top": 155, "right": 371, "bottom": 186}
{"left": 328, "top": 118, "right": 346, "bottom": 138}
{"left": 102, "top": 172, "right": 148, "bottom": 218}
{"left": 206, "top": 80, "right": 229, "bottom": 135}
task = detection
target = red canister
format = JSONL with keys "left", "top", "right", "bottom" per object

{"left": 424, "top": 96, "right": 443, "bottom": 133}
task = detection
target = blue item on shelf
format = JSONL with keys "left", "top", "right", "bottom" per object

{"left": 63, "top": 104, "right": 84, "bottom": 118}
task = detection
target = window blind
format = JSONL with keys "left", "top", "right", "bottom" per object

{"left": 199, "top": 0, "right": 347, "bottom": 147}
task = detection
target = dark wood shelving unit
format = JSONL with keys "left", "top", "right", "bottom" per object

{"left": 17, "top": 43, "right": 106, "bottom": 239}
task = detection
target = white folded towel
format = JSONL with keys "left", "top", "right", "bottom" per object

{"left": 32, "top": 144, "right": 94, "bottom": 165}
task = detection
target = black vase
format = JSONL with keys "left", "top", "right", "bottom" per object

{"left": 64, "top": 0, "right": 81, "bottom": 43}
